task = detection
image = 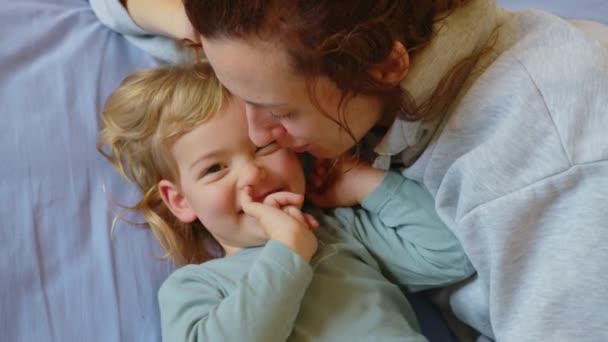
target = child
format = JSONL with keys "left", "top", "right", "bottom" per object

{"left": 98, "top": 63, "right": 475, "bottom": 341}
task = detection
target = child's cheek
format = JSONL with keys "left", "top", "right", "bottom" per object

{"left": 207, "top": 185, "right": 237, "bottom": 215}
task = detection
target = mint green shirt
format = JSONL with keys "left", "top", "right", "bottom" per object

{"left": 158, "top": 172, "right": 474, "bottom": 341}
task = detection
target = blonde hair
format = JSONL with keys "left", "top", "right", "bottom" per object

{"left": 98, "top": 63, "right": 228, "bottom": 266}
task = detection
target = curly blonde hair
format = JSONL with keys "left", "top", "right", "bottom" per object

{"left": 98, "top": 63, "right": 227, "bottom": 266}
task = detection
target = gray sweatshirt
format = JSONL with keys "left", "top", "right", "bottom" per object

{"left": 376, "top": 4, "right": 608, "bottom": 341}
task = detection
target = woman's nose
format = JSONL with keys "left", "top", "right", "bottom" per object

{"left": 245, "top": 104, "right": 277, "bottom": 147}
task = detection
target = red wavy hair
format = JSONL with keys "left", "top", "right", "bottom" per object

{"left": 184, "top": 0, "right": 472, "bottom": 122}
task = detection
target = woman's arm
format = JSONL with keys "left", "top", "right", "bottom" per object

{"left": 121, "top": 0, "right": 200, "bottom": 44}
{"left": 158, "top": 241, "right": 313, "bottom": 341}
{"left": 89, "top": 0, "right": 197, "bottom": 63}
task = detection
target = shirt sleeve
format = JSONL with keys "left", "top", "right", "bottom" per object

{"left": 158, "top": 241, "right": 313, "bottom": 342}
{"left": 89, "top": 0, "right": 194, "bottom": 63}
{"left": 333, "top": 171, "right": 475, "bottom": 291}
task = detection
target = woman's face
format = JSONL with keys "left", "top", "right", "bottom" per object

{"left": 202, "top": 36, "right": 384, "bottom": 158}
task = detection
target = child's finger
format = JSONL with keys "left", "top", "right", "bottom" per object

{"left": 240, "top": 187, "right": 279, "bottom": 220}
{"left": 283, "top": 205, "right": 305, "bottom": 223}
{"left": 263, "top": 191, "right": 304, "bottom": 209}
{"left": 304, "top": 213, "right": 319, "bottom": 229}
{"left": 240, "top": 199, "right": 270, "bottom": 220}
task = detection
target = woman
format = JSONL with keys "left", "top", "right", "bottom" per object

{"left": 92, "top": 0, "right": 608, "bottom": 340}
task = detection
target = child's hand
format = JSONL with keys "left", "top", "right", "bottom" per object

{"left": 240, "top": 188, "right": 319, "bottom": 262}
{"left": 307, "top": 155, "right": 386, "bottom": 208}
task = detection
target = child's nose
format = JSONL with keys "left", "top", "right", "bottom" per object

{"left": 237, "top": 161, "right": 267, "bottom": 191}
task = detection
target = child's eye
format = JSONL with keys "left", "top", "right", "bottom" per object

{"left": 200, "top": 163, "right": 227, "bottom": 179}
{"left": 255, "top": 142, "right": 280, "bottom": 155}
{"left": 207, "top": 164, "right": 224, "bottom": 174}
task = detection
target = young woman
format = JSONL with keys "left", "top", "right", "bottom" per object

{"left": 92, "top": 0, "right": 608, "bottom": 340}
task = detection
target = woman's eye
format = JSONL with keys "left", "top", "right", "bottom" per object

{"left": 256, "top": 142, "right": 280, "bottom": 155}
{"left": 270, "top": 111, "right": 293, "bottom": 120}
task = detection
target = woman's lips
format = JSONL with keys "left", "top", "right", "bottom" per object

{"left": 290, "top": 144, "right": 309, "bottom": 153}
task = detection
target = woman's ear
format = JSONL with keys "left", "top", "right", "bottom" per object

{"left": 369, "top": 41, "right": 410, "bottom": 86}
{"left": 159, "top": 179, "right": 197, "bottom": 223}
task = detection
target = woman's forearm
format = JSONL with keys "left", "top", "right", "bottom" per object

{"left": 121, "top": 0, "right": 199, "bottom": 43}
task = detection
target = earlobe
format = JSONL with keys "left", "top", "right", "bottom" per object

{"left": 369, "top": 41, "right": 410, "bottom": 86}
{"left": 158, "top": 180, "right": 197, "bottom": 223}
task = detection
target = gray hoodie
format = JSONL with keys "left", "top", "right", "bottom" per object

{"left": 376, "top": 1, "right": 608, "bottom": 340}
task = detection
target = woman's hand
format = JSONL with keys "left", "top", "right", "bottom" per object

{"left": 307, "top": 155, "right": 386, "bottom": 209}
{"left": 122, "top": 0, "right": 201, "bottom": 46}
{"left": 240, "top": 188, "right": 319, "bottom": 262}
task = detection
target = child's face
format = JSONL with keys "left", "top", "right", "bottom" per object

{"left": 161, "top": 98, "right": 306, "bottom": 252}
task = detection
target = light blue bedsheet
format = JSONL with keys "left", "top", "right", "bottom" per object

{"left": 502, "top": 0, "right": 608, "bottom": 23}
{"left": 0, "top": 1, "right": 169, "bottom": 341}
{"left": 1, "top": 1, "right": 605, "bottom": 341}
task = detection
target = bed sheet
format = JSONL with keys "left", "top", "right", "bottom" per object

{"left": 499, "top": 0, "right": 608, "bottom": 24}
{"left": 0, "top": 1, "right": 170, "bottom": 341}
{"left": 1, "top": 1, "right": 605, "bottom": 342}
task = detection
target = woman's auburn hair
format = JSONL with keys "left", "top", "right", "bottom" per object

{"left": 97, "top": 63, "right": 226, "bottom": 266}
{"left": 184, "top": 0, "right": 473, "bottom": 122}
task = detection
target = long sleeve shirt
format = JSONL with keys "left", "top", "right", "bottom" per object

{"left": 158, "top": 172, "right": 474, "bottom": 341}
